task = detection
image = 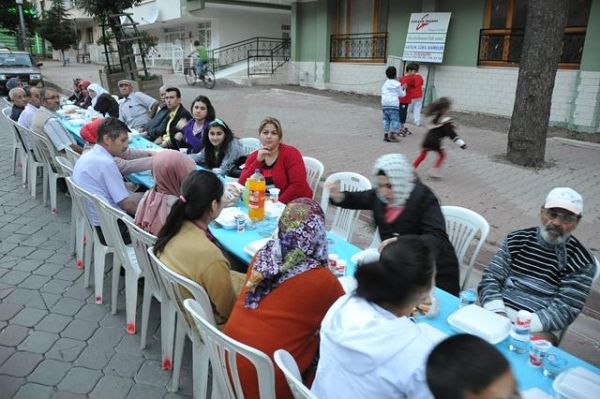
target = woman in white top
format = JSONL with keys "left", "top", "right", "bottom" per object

{"left": 312, "top": 235, "right": 437, "bottom": 399}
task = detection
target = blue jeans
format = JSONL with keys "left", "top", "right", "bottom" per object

{"left": 195, "top": 60, "right": 208, "bottom": 75}
{"left": 382, "top": 108, "right": 400, "bottom": 133}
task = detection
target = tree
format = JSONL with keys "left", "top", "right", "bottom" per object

{"left": 0, "top": 0, "right": 38, "bottom": 35}
{"left": 506, "top": 0, "right": 569, "bottom": 167}
{"left": 39, "top": 0, "right": 77, "bottom": 66}
{"left": 74, "top": 0, "right": 144, "bottom": 78}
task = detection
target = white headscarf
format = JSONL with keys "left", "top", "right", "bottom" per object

{"left": 87, "top": 83, "right": 108, "bottom": 107}
{"left": 373, "top": 154, "right": 416, "bottom": 208}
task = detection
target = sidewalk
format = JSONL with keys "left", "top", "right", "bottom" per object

{"left": 0, "top": 62, "right": 597, "bottom": 398}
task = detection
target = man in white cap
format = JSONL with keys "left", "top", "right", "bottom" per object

{"left": 117, "top": 79, "right": 159, "bottom": 130}
{"left": 478, "top": 187, "right": 596, "bottom": 340}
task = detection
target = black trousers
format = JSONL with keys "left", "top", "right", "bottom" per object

{"left": 399, "top": 103, "right": 409, "bottom": 124}
{"left": 95, "top": 219, "right": 131, "bottom": 246}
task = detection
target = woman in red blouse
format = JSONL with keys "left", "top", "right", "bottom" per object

{"left": 238, "top": 117, "right": 312, "bottom": 203}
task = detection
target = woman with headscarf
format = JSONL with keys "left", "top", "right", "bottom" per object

{"left": 224, "top": 198, "right": 345, "bottom": 399}
{"left": 328, "top": 153, "right": 460, "bottom": 295}
{"left": 76, "top": 80, "right": 92, "bottom": 108}
{"left": 135, "top": 150, "right": 195, "bottom": 236}
{"left": 80, "top": 118, "right": 154, "bottom": 175}
{"left": 87, "top": 83, "right": 108, "bottom": 107}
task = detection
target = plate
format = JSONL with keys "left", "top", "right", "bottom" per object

{"left": 69, "top": 118, "right": 85, "bottom": 126}
{"left": 265, "top": 200, "right": 285, "bottom": 219}
{"left": 447, "top": 304, "right": 511, "bottom": 344}
{"left": 214, "top": 207, "right": 247, "bottom": 229}
{"left": 243, "top": 238, "right": 271, "bottom": 257}
{"left": 552, "top": 367, "right": 600, "bottom": 399}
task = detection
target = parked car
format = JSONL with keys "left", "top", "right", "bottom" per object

{"left": 0, "top": 48, "right": 43, "bottom": 92}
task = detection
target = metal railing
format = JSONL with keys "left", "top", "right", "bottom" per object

{"left": 330, "top": 32, "right": 387, "bottom": 62}
{"left": 478, "top": 27, "right": 587, "bottom": 66}
{"left": 209, "top": 37, "right": 290, "bottom": 72}
{"left": 247, "top": 39, "right": 290, "bottom": 76}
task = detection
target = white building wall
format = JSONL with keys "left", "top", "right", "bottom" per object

{"left": 188, "top": 7, "right": 290, "bottom": 50}
{"left": 315, "top": 63, "right": 600, "bottom": 132}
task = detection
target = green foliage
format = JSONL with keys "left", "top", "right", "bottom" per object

{"left": 39, "top": 0, "right": 77, "bottom": 51}
{"left": 0, "top": 0, "right": 38, "bottom": 34}
{"left": 139, "top": 31, "right": 158, "bottom": 57}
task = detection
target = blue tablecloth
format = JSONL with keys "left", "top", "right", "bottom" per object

{"left": 211, "top": 219, "right": 600, "bottom": 395}
{"left": 61, "top": 119, "right": 160, "bottom": 188}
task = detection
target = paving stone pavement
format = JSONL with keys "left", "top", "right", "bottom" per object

{"left": 0, "top": 61, "right": 598, "bottom": 398}
{"left": 0, "top": 115, "right": 193, "bottom": 397}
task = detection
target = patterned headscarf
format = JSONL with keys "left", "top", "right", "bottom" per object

{"left": 244, "top": 198, "right": 328, "bottom": 308}
{"left": 373, "top": 153, "right": 415, "bottom": 208}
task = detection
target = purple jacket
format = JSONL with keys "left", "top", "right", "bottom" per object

{"left": 181, "top": 118, "right": 209, "bottom": 153}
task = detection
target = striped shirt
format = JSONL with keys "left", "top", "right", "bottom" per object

{"left": 478, "top": 227, "right": 595, "bottom": 332}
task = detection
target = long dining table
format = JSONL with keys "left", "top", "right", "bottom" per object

{"left": 61, "top": 115, "right": 600, "bottom": 396}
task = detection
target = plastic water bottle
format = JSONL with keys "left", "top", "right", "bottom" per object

{"left": 508, "top": 310, "right": 532, "bottom": 354}
{"left": 247, "top": 169, "right": 265, "bottom": 222}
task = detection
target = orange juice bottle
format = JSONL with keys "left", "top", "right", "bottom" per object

{"left": 247, "top": 169, "right": 266, "bottom": 221}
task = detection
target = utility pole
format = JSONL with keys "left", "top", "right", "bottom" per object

{"left": 16, "top": 0, "right": 28, "bottom": 51}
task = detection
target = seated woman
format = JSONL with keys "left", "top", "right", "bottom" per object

{"left": 189, "top": 118, "right": 243, "bottom": 176}
{"left": 80, "top": 118, "right": 154, "bottom": 175}
{"left": 175, "top": 95, "right": 215, "bottom": 153}
{"left": 224, "top": 198, "right": 344, "bottom": 399}
{"left": 328, "top": 153, "right": 460, "bottom": 295}
{"left": 154, "top": 170, "right": 243, "bottom": 326}
{"left": 312, "top": 236, "right": 437, "bottom": 399}
{"left": 134, "top": 150, "right": 195, "bottom": 236}
{"left": 76, "top": 80, "right": 92, "bottom": 108}
{"left": 426, "top": 334, "right": 517, "bottom": 399}
{"left": 93, "top": 93, "right": 120, "bottom": 118}
{"left": 87, "top": 83, "right": 108, "bottom": 107}
{"left": 238, "top": 117, "right": 312, "bottom": 203}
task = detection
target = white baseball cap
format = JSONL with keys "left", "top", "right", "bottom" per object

{"left": 544, "top": 187, "right": 583, "bottom": 215}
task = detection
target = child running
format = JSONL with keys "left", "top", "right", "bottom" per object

{"left": 380, "top": 66, "right": 406, "bottom": 142}
{"left": 413, "top": 97, "right": 466, "bottom": 178}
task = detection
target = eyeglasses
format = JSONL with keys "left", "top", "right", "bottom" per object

{"left": 542, "top": 208, "right": 580, "bottom": 223}
{"left": 118, "top": 83, "right": 131, "bottom": 87}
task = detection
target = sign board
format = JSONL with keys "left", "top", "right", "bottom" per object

{"left": 402, "top": 12, "right": 452, "bottom": 63}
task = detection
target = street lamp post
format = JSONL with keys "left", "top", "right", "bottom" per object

{"left": 15, "top": 0, "right": 28, "bottom": 51}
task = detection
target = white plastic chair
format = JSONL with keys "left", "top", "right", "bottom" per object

{"left": 239, "top": 137, "right": 260, "bottom": 156}
{"left": 274, "top": 349, "right": 317, "bottom": 399}
{"left": 55, "top": 156, "right": 84, "bottom": 267}
{"left": 93, "top": 195, "right": 142, "bottom": 334}
{"left": 303, "top": 156, "right": 324, "bottom": 199}
{"left": 18, "top": 125, "right": 45, "bottom": 199}
{"left": 2, "top": 107, "right": 28, "bottom": 184}
{"left": 65, "top": 177, "right": 117, "bottom": 305}
{"left": 441, "top": 205, "right": 490, "bottom": 290}
{"left": 28, "top": 129, "right": 65, "bottom": 214}
{"left": 122, "top": 218, "right": 175, "bottom": 371}
{"left": 148, "top": 247, "right": 215, "bottom": 396}
{"left": 184, "top": 298, "right": 277, "bottom": 399}
{"left": 320, "top": 172, "right": 372, "bottom": 242}
{"left": 65, "top": 146, "right": 81, "bottom": 165}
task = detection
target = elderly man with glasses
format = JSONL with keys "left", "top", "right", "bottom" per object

{"left": 117, "top": 79, "right": 159, "bottom": 130}
{"left": 31, "top": 87, "right": 82, "bottom": 154}
{"left": 478, "top": 187, "right": 596, "bottom": 342}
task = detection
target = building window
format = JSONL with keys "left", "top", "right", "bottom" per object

{"left": 86, "top": 27, "right": 93, "bottom": 44}
{"left": 331, "top": 0, "right": 389, "bottom": 62}
{"left": 478, "top": 0, "right": 592, "bottom": 68}
{"left": 198, "top": 22, "right": 211, "bottom": 49}
{"left": 164, "top": 27, "right": 184, "bottom": 46}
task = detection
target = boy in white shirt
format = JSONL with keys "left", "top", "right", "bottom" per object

{"left": 381, "top": 66, "right": 406, "bottom": 142}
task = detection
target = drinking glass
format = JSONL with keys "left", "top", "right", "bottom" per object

{"left": 543, "top": 354, "right": 568, "bottom": 379}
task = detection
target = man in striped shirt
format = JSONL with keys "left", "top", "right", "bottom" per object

{"left": 478, "top": 187, "right": 596, "bottom": 341}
